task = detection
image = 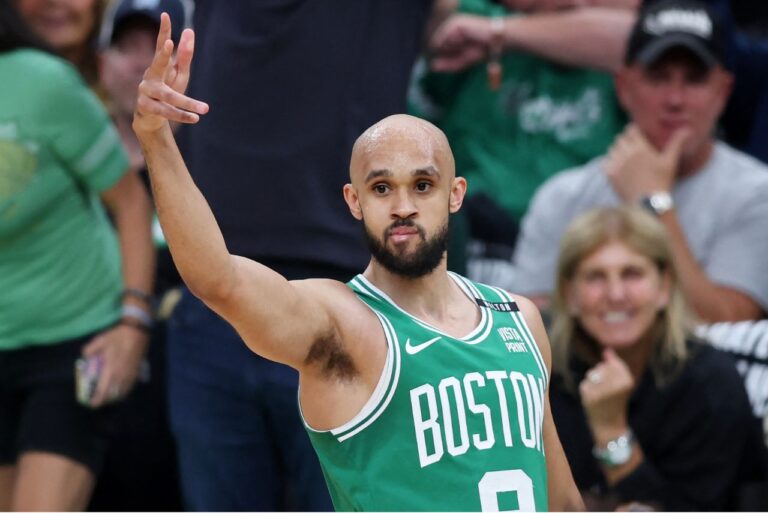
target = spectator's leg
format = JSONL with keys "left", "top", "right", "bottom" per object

{"left": 167, "top": 289, "right": 282, "bottom": 511}
{"left": 266, "top": 380, "right": 332, "bottom": 511}
{"left": 8, "top": 337, "right": 107, "bottom": 511}
{"left": 12, "top": 452, "right": 94, "bottom": 510}
{"left": 0, "top": 465, "right": 15, "bottom": 510}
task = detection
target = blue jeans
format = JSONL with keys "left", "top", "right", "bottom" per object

{"left": 167, "top": 288, "right": 333, "bottom": 511}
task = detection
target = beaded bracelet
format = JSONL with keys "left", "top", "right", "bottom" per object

{"left": 122, "top": 288, "right": 153, "bottom": 305}
{"left": 121, "top": 303, "right": 154, "bottom": 330}
{"left": 119, "top": 317, "right": 152, "bottom": 334}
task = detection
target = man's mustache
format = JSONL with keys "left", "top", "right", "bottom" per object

{"left": 385, "top": 218, "right": 426, "bottom": 239}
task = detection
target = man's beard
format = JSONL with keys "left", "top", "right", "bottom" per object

{"left": 364, "top": 217, "right": 449, "bottom": 279}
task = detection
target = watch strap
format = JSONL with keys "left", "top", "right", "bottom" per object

{"left": 592, "top": 429, "right": 635, "bottom": 467}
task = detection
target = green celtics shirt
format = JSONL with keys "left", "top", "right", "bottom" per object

{"left": 409, "top": 0, "right": 625, "bottom": 222}
{"left": 0, "top": 49, "right": 128, "bottom": 348}
{"left": 304, "top": 273, "right": 549, "bottom": 511}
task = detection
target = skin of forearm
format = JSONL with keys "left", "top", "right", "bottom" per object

{"left": 590, "top": 421, "right": 644, "bottom": 485}
{"left": 425, "top": 0, "right": 459, "bottom": 42}
{"left": 102, "top": 173, "right": 155, "bottom": 302}
{"left": 137, "top": 124, "right": 236, "bottom": 301}
{"left": 659, "top": 212, "right": 753, "bottom": 322}
{"left": 503, "top": 8, "right": 637, "bottom": 72}
{"left": 115, "top": 186, "right": 155, "bottom": 299}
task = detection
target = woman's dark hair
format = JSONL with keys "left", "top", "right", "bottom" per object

{"left": 0, "top": 0, "right": 54, "bottom": 53}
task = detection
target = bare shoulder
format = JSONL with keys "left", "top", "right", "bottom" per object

{"left": 508, "top": 292, "right": 552, "bottom": 370}
{"left": 507, "top": 292, "right": 544, "bottom": 323}
{"left": 291, "top": 277, "right": 357, "bottom": 297}
{"left": 291, "top": 278, "right": 384, "bottom": 354}
{"left": 291, "top": 278, "right": 370, "bottom": 317}
{"left": 293, "top": 278, "right": 391, "bottom": 429}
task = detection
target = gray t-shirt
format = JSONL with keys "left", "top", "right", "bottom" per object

{"left": 511, "top": 142, "right": 768, "bottom": 310}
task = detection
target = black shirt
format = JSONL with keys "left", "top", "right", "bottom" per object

{"left": 551, "top": 341, "right": 767, "bottom": 511}
{"left": 178, "top": 0, "right": 433, "bottom": 271}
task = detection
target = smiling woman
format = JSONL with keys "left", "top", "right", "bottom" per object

{"left": 15, "top": 0, "right": 107, "bottom": 85}
{"left": 0, "top": 1, "right": 154, "bottom": 509}
{"left": 546, "top": 205, "right": 767, "bottom": 511}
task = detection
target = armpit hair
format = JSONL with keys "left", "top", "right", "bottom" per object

{"left": 304, "top": 328, "right": 357, "bottom": 382}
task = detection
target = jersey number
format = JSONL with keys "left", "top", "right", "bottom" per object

{"left": 478, "top": 469, "right": 535, "bottom": 512}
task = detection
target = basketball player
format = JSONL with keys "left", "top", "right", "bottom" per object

{"left": 133, "top": 14, "right": 584, "bottom": 511}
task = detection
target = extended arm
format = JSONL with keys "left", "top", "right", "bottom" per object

{"left": 429, "top": 6, "right": 637, "bottom": 74}
{"left": 658, "top": 213, "right": 763, "bottom": 321}
{"left": 133, "top": 14, "right": 336, "bottom": 368}
{"left": 82, "top": 168, "right": 155, "bottom": 407}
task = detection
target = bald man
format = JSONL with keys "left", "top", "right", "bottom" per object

{"left": 133, "top": 15, "right": 583, "bottom": 512}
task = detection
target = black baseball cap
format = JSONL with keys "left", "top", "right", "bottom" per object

{"left": 625, "top": 0, "right": 725, "bottom": 68}
{"left": 99, "top": 0, "right": 187, "bottom": 48}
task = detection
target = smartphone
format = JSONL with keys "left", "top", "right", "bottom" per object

{"left": 75, "top": 355, "right": 103, "bottom": 406}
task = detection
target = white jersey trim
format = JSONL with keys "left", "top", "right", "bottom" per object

{"left": 450, "top": 273, "right": 495, "bottom": 344}
{"left": 354, "top": 274, "right": 492, "bottom": 344}
{"left": 299, "top": 309, "right": 399, "bottom": 439}
{"left": 335, "top": 311, "right": 402, "bottom": 442}
{"left": 74, "top": 126, "right": 118, "bottom": 175}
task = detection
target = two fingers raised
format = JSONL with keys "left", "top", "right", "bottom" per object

{"left": 138, "top": 13, "right": 208, "bottom": 125}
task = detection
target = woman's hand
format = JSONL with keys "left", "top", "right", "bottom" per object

{"left": 81, "top": 324, "right": 149, "bottom": 407}
{"left": 579, "top": 348, "right": 634, "bottom": 440}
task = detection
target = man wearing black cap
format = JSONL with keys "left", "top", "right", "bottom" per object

{"left": 99, "top": 0, "right": 186, "bottom": 175}
{"left": 510, "top": 0, "right": 768, "bottom": 322}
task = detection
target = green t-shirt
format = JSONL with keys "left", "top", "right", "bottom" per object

{"left": 0, "top": 49, "right": 129, "bottom": 349}
{"left": 410, "top": 0, "right": 626, "bottom": 222}
{"left": 305, "top": 273, "right": 549, "bottom": 511}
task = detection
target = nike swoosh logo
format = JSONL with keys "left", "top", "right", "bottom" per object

{"left": 405, "top": 336, "right": 442, "bottom": 355}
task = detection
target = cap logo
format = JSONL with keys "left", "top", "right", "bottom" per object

{"left": 133, "top": 0, "right": 161, "bottom": 9}
{"left": 644, "top": 9, "right": 712, "bottom": 38}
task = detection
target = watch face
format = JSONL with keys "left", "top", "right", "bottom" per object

{"left": 641, "top": 192, "right": 673, "bottom": 216}
{"left": 650, "top": 193, "right": 673, "bottom": 212}
{"left": 594, "top": 431, "right": 635, "bottom": 466}
{"left": 606, "top": 440, "right": 633, "bottom": 465}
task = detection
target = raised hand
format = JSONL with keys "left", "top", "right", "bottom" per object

{"left": 603, "top": 124, "right": 690, "bottom": 203}
{"left": 133, "top": 12, "right": 209, "bottom": 134}
{"left": 579, "top": 348, "right": 634, "bottom": 436}
{"left": 429, "top": 14, "right": 496, "bottom": 72}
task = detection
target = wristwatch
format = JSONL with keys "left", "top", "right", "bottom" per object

{"left": 592, "top": 429, "right": 635, "bottom": 467}
{"left": 640, "top": 191, "right": 674, "bottom": 216}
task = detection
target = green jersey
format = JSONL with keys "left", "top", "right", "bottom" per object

{"left": 304, "top": 273, "right": 549, "bottom": 511}
{"left": 409, "top": 0, "right": 625, "bottom": 223}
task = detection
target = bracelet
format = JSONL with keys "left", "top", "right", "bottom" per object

{"left": 122, "top": 303, "right": 154, "bottom": 330}
{"left": 119, "top": 317, "right": 152, "bottom": 334}
{"left": 490, "top": 15, "right": 505, "bottom": 41}
{"left": 122, "top": 288, "right": 153, "bottom": 305}
{"left": 592, "top": 429, "right": 635, "bottom": 467}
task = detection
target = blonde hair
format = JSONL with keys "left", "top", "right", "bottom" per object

{"left": 549, "top": 206, "right": 692, "bottom": 390}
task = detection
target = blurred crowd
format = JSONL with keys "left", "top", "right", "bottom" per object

{"left": 1, "top": 0, "right": 767, "bottom": 511}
